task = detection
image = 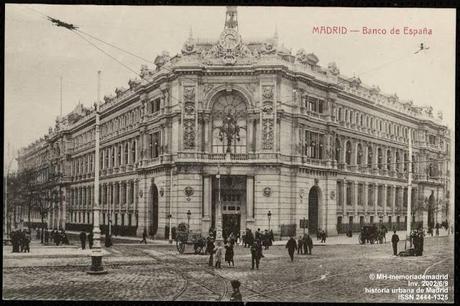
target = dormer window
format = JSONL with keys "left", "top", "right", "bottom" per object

{"left": 304, "top": 96, "right": 324, "bottom": 114}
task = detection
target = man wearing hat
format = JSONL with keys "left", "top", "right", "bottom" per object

{"left": 230, "top": 280, "right": 242, "bottom": 302}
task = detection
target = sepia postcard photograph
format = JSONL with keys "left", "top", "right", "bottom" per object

{"left": 3, "top": 3, "right": 456, "bottom": 303}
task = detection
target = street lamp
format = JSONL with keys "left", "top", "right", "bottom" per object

{"left": 267, "top": 210, "right": 272, "bottom": 231}
{"left": 187, "top": 210, "right": 191, "bottom": 232}
{"left": 168, "top": 214, "right": 172, "bottom": 244}
{"left": 215, "top": 164, "right": 223, "bottom": 241}
{"left": 88, "top": 71, "right": 107, "bottom": 275}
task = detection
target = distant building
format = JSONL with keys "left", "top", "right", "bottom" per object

{"left": 17, "top": 7, "right": 451, "bottom": 238}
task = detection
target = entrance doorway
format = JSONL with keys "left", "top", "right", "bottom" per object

{"left": 149, "top": 184, "right": 159, "bottom": 236}
{"left": 223, "top": 214, "right": 241, "bottom": 239}
{"left": 212, "top": 175, "right": 246, "bottom": 237}
{"left": 308, "top": 186, "right": 320, "bottom": 234}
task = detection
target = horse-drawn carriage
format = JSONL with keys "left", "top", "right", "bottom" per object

{"left": 175, "top": 230, "right": 206, "bottom": 254}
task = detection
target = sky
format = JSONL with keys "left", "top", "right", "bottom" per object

{"left": 4, "top": 5, "right": 456, "bottom": 171}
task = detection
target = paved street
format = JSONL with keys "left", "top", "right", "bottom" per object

{"left": 3, "top": 235, "right": 454, "bottom": 302}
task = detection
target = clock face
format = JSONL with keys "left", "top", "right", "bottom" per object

{"left": 220, "top": 29, "right": 240, "bottom": 50}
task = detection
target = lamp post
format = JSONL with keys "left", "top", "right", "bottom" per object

{"left": 187, "top": 210, "right": 191, "bottom": 232}
{"left": 88, "top": 71, "right": 107, "bottom": 275}
{"left": 267, "top": 210, "right": 272, "bottom": 231}
{"left": 168, "top": 214, "right": 172, "bottom": 244}
{"left": 215, "top": 164, "right": 223, "bottom": 241}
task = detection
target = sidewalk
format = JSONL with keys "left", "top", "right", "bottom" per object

{"left": 271, "top": 228, "right": 449, "bottom": 246}
{"left": 3, "top": 240, "right": 110, "bottom": 259}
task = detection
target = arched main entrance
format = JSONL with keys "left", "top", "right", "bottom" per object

{"left": 149, "top": 184, "right": 159, "bottom": 236}
{"left": 308, "top": 186, "right": 320, "bottom": 234}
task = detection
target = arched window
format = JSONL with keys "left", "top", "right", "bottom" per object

{"left": 212, "top": 91, "right": 247, "bottom": 154}
{"left": 387, "top": 149, "right": 392, "bottom": 171}
{"left": 370, "top": 118, "right": 374, "bottom": 129}
{"left": 345, "top": 141, "right": 352, "bottom": 165}
{"left": 395, "top": 151, "right": 400, "bottom": 172}
{"left": 377, "top": 148, "right": 383, "bottom": 169}
{"left": 412, "top": 154, "right": 417, "bottom": 173}
{"left": 338, "top": 108, "right": 342, "bottom": 121}
{"left": 360, "top": 114, "right": 364, "bottom": 126}
{"left": 131, "top": 140, "right": 136, "bottom": 163}
{"left": 404, "top": 152, "right": 408, "bottom": 172}
{"left": 335, "top": 137, "right": 341, "bottom": 162}
{"left": 357, "top": 143, "right": 363, "bottom": 165}
{"left": 367, "top": 146, "right": 373, "bottom": 168}
{"left": 345, "top": 109, "right": 349, "bottom": 122}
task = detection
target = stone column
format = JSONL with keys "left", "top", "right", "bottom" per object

{"left": 363, "top": 182, "right": 368, "bottom": 218}
{"left": 382, "top": 184, "right": 387, "bottom": 218}
{"left": 353, "top": 181, "right": 358, "bottom": 215}
{"left": 246, "top": 176, "right": 254, "bottom": 229}
{"left": 202, "top": 176, "right": 212, "bottom": 234}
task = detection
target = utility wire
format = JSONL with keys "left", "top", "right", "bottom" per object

{"left": 71, "top": 30, "right": 140, "bottom": 76}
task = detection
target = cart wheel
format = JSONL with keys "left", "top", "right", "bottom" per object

{"left": 194, "top": 246, "right": 203, "bottom": 254}
{"left": 176, "top": 241, "right": 185, "bottom": 254}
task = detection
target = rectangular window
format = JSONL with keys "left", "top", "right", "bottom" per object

{"left": 358, "top": 183, "right": 364, "bottom": 206}
{"left": 121, "top": 214, "right": 125, "bottom": 226}
{"left": 128, "top": 214, "right": 132, "bottom": 227}
{"left": 304, "top": 130, "right": 324, "bottom": 159}
{"left": 386, "top": 187, "right": 392, "bottom": 207}
{"left": 368, "top": 185, "right": 373, "bottom": 206}
{"left": 346, "top": 182, "right": 352, "bottom": 206}
{"left": 151, "top": 132, "right": 161, "bottom": 158}
{"left": 337, "top": 181, "right": 343, "bottom": 206}
{"left": 370, "top": 216, "right": 374, "bottom": 224}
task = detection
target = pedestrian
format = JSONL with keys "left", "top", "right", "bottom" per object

{"left": 54, "top": 230, "right": 61, "bottom": 246}
{"left": 44, "top": 229, "right": 49, "bottom": 244}
{"left": 11, "top": 230, "right": 18, "bottom": 253}
{"left": 23, "top": 231, "right": 31, "bottom": 253}
{"left": 62, "top": 230, "right": 69, "bottom": 245}
{"left": 88, "top": 231, "right": 93, "bottom": 249}
{"left": 206, "top": 236, "right": 215, "bottom": 267}
{"left": 321, "top": 230, "right": 327, "bottom": 243}
{"left": 305, "top": 234, "right": 313, "bottom": 255}
{"left": 214, "top": 241, "right": 223, "bottom": 269}
{"left": 297, "top": 236, "right": 304, "bottom": 254}
{"left": 247, "top": 229, "right": 254, "bottom": 248}
{"left": 286, "top": 235, "right": 297, "bottom": 262}
{"left": 316, "top": 228, "right": 321, "bottom": 241}
{"left": 141, "top": 229, "right": 148, "bottom": 244}
{"left": 391, "top": 231, "right": 399, "bottom": 256}
{"left": 230, "top": 280, "right": 242, "bottom": 302}
{"left": 418, "top": 228, "right": 424, "bottom": 256}
{"left": 225, "top": 241, "right": 235, "bottom": 267}
{"left": 250, "top": 239, "right": 263, "bottom": 270}
{"left": 255, "top": 228, "right": 262, "bottom": 240}
{"left": 19, "top": 230, "right": 26, "bottom": 252}
{"left": 79, "top": 231, "right": 87, "bottom": 250}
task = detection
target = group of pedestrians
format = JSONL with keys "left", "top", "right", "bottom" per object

{"left": 242, "top": 228, "right": 273, "bottom": 250}
{"left": 50, "top": 229, "right": 70, "bottom": 246}
{"left": 296, "top": 234, "right": 314, "bottom": 255}
{"left": 79, "top": 231, "right": 94, "bottom": 250}
{"left": 206, "top": 236, "right": 236, "bottom": 268}
{"left": 317, "top": 229, "right": 327, "bottom": 243}
{"left": 10, "top": 229, "right": 31, "bottom": 253}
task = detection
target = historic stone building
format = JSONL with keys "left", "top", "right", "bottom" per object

{"left": 17, "top": 7, "right": 451, "bottom": 239}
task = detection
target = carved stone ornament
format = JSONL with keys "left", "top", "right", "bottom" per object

{"left": 299, "top": 188, "right": 306, "bottom": 199}
{"left": 115, "top": 87, "right": 126, "bottom": 98}
{"left": 314, "top": 178, "right": 319, "bottom": 185}
{"left": 327, "top": 62, "right": 340, "bottom": 75}
{"left": 184, "top": 186, "right": 194, "bottom": 197}
{"left": 183, "top": 87, "right": 196, "bottom": 101}
{"left": 369, "top": 85, "right": 380, "bottom": 95}
{"left": 159, "top": 187, "right": 164, "bottom": 197}
{"left": 128, "top": 78, "right": 141, "bottom": 90}
{"left": 182, "top": 36, "right": 197, "bottom": 55}
{"left": 330, "top": 190, "right": 336, "bottom": 200}
{"left": 350, "top": 77, "right": 361, "bottom": 88}
{"left": 154, "top": 51, "right": 171, "bottom": 70}
{"left": 260, "top": 39, "right": 277, "bottom": 55}
{"left": 263, "top": 186, "right": 272, "bottom": 197}
{"left": 103, "top": 95, "right": 115, "bottom": 104}
{"left": 262, "top": 86, "right": 274, "bottom": 100}
{"left": 201, "top": 28, "right": 256, "bottom": 65}
{"left": 140, "top": 64, "right": 152, "bottom": 79}
{"left": 139, "top": 189, "right": 143, "bottom": 198}
{"left": 184, "top": 102, "right": 195, "bottom": 115}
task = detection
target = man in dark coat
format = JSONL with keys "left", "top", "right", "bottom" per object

{"left": 11, "top": 230, "right": 19, "bottom": 253}
{"left": 305, "top": 234, "right": 313, "bottom": 255}
{"left": 247, "top": 229, "right": 254, "bottom": 247}
{"left": 206, "top": 237, "right": 215, "bottom": 267}
{"left": 286, "top": 236, "right": 297, "bottom": 262}
{"left": 320, "top": 230, "right": 327, "bottom": 243}
{"left": 141, "top": 229, "right": 147, "bottom": 244}
{"left": 297, "top": 236, "right": 304, "bottom": 254}
{"left": 44, "top": 229, "right": 49, "bottom": 244}
{"left": 79, "top": 231, "right": 87, "bottom": 250}
{"left": 250, "top": 239, "right": 263, "bottom": 270}
{"left": 230, "top": 279, "right": 242, "bottom": 302}
{"left": 88, "top": 231, "right": 94, "bottom": 249}
{"left": 391, "top": 231, "right": 399, "bottom": 256}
